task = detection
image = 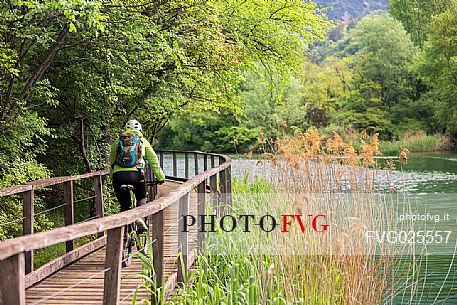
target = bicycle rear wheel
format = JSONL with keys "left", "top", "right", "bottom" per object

{"left": 122, "top": 225, "right": 135, "bottom": 267}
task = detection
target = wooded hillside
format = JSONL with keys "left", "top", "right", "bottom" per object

{"left": 314, "top": 0, "right": 387, "bottom": 20}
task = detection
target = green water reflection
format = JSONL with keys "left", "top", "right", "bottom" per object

{"left": 390, "top": 153, "right": 457, "bottom": 304}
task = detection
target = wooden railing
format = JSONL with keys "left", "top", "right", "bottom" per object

{"left": 0, "top": 151, "right": 232, "bottom": 305}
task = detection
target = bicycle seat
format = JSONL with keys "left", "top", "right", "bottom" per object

{"left": 120, "top": 184, "right": 134, "bottom": 191}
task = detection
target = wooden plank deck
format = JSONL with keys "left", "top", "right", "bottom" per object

{"left": 25, "top": 181, "right": 200, "bottom": 305}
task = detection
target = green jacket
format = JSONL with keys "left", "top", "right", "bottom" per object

{"left": 109, "top": 130, "right": 165, "bottom": 181}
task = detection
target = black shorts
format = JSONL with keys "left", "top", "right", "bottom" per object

{"left": 112, "top": 170, "right": 146, "bottom": 212}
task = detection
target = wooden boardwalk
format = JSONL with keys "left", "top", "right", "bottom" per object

{"left": 25, "top": 182, "right": 199, "bottom": 305}
{"left": 0, "top": 151, "right": 231, "bottom": 305}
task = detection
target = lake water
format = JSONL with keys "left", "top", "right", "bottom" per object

{"left": 389, "top": 153, "right": 457, "bottom": 305}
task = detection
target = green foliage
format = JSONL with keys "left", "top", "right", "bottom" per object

{"left": 33, "top": 243, "right": 66, "bottom": 269}
{"left": 0, "top": 111, "right": 52, "bottom": 239}
{"left": 389, "top": 0, "right": 454, "bottom": 46}
{"left": 1, "top": 0, "right": 329, "bottom": 177}
{"left": 164, "top": 178, "right": 346, "bottom": 305}
{"left": 343, "top": 13, "right": 418, "bottom": 104}
{"left": 221, "top": 0, "right": 329, "bottom": 70}
{"left": 149, "top": 7, "right": 457, "bottom": 153}
{"left": 0, "top": 193, "right": 53, "bottom": 240}
{"left": 151, "top": 1, "right": 330, "bottom": 152}
{"left": 156, "top": 110, "right": 262, "bottom": 153}
{"left": 0, "top": 0, "right": 107, "bottom": 181}
{"left": 0, "top": 111, "right": 51, "bottom": 184}
{"left": 0, "top": 0, "right": 329, "bottom": 239}
{"left": 34, "top": 235, "right": 96, "bottom": 268}
{"left": 290, "top": 14, "right": 420, "bottom": 139}
{"left": 157, "top": 66, "right": 309, "bottom": 152}
{"left": 161, "top": 9, "right": 442, "bottom": 150}
{"left": 414, "top": 4, "right": 457, "bottom": 136}
{"left": 232, "top": 176, "right": 271, "bottom": 194}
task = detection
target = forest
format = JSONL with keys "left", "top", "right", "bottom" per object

{"left": 1, "top": 0, "right": 456, "bottom": 186}
{"left": 314, "top": 0, "right": 387, "bottom": 20}
{"left": 158, "top": 0, "right": 457, "bottom": 154}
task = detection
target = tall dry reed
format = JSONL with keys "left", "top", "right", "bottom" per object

{"left": 255, "top": 128, "right": 417, "bottom": 304}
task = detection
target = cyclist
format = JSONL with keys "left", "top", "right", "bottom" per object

{"left": 109, "top": 119, "right": 165, "bottom": 223}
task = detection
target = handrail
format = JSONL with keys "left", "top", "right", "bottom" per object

{"left": 0, "top": 170, "right": 109, "bottom": 197}
{"left": 0, "top": 150, "right": 232, "bottom": 305}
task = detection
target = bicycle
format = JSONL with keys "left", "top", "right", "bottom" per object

{"left": 121, "top": 179, "right": 159, "bottom": 267}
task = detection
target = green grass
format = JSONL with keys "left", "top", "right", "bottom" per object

{"left": 34, "top": 243, "right": 67, "bottom": 269}
{"left": 33, "top": 208, "right": 99, "bottom": 269}
{"left": 167, "top": 242, "right": 345, "bottom": 305}
{"left": 379, "top": 134, "right": 442, "bottom": 156}
{"left": 33, "top": 236, "right": 97, "bottom": 269}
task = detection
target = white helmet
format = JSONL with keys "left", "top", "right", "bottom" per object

{"left": 125, "top": 119, "right": 142, "bottom": 132}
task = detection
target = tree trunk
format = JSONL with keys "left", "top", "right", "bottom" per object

{"left": 79, "top": 118, "right": 93, "bottom": 173}
{"left": 102, "top": 125, "right": 112, "bottom": 165}
{"left": 18, "top": 26, "right": 70, "bottom": 101}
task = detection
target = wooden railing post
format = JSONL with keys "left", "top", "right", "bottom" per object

{"left": 210, "top": 155, "right": 215, "bottom": 168}
{"left": 151, "top": 210, "right": 164, "bottom": 304}
{"left": 177, "top": 194, "right": 189, "bottom": 284}
{"left": 103, "top": 226, "right": 124, "bottom": 305}
{"left": 172, "top": 152, "right": 177, "bottom": 177}
{"left": 219, "top": 170, "right": 227, "bottom": 216}
{"left": 203, "top": 154, "right": 208, "bottom": 186}
{"left": 209, "top": 174, "right": 218, "bottom": 216}
{"left": 194, "top": 153, "right": 199, "bottom": 175}
{"left": 94, "top": 175, "right": 104, "bottom": 218}
{"left": 226, "top": 165, "right": 232, "bottom": 207}
{"left": 197, "top": 182, "right": 206, "bottom": 252}
{"left": 94, "top": 175, "right": 105, "bottom": 238}
{"left": 0, "top": 253, "right": 26, "bottom": 305}
{"left": 159, "top": 151, "right": 164, "bottom": 169}
{"left": 184, "top": 152, "right": 189, "bottom": 178}
{"left": 22, "top": 189, "right": 34, "bottom": 274}
{"left": 63, "top": 181, "right": 75, "bottom": 252}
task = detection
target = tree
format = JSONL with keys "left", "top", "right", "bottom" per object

{"left": 297, "top": 13, "right": 420, "bottom": 138}
{"left": 414, "top": 5, "right": 457, "bottom": 136}
{"left": 341, "top": 13, "right": 417, "bottom": 104}
{"left": 0, "top": 0, "right": 107, "bottom": 177}
{"left": 1, "top": 0, "right": 330, "bottom": 178}
{"left": 389, "top": 0, "right": 454, "bottom": 46}
{"left": 333, "top": 13, "right": 420, "bottom": 137}
{"left": 0, "top": 0, "right": 106, "bottom": 123}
